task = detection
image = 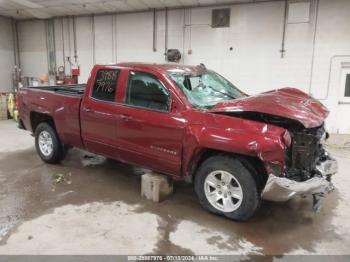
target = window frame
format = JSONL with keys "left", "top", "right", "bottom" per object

{"left": 90, "top": 68, "right": 120, "bottom": 103}
{"left": 340, "top": 68, "right": 350, "bottom": 103}
{"left": 123, "top": 70, "right": 172, "bottom": 113}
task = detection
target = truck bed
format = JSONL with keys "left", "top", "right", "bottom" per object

{"left": 27, "top": 84, "right": 86, "bottom": 97}
{"left": 18, "top": 84, "right": 85, "bottom": 149}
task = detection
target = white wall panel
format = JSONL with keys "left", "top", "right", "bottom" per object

{"left": 116, "top": 12, "right": 160, "bottom": 63}
{"left": 309, "top": 0, "right": 350, "bottom": 133}
{"left": 94, "top": 15, "right": 114, "bottom": 64}
{"left": 54, "top": 18, "right": 64, "bottom": 74}
{"left": 0, "top": 16, "right": 14, "bottom": 92}
{"left": 54, "top": 17, "right": 75, "bottom": 76}
{"left": 75, "top": 16, "right": 93, "bottom": 83}
{"left": 167, "top": 9, "right": 185, "bottom": 61}
{"left": 18, "top": 20, "right": 48, "bottom": 78}
{"left": 184, "top": 2, "right": 286, "bottom": 95}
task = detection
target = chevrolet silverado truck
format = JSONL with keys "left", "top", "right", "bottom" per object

{"left": 17, "top": 63, "right": 338, "bottom": 221}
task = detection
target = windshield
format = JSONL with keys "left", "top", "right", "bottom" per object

{"left": 169, "top": 71, "right": 246, "bottom": 108}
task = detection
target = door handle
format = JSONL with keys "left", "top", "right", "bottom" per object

{"left": 84, "top": 107, "right": 94, "bottom": 112}
{"left": 120, "top": 114, "right": 131, "bottom": 121}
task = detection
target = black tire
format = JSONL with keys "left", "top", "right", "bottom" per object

{"left": 194, "top": 155, "right": 261, "bottom": 221}
{"left": 34, "top": 122, "right": 66, "bottom": 164}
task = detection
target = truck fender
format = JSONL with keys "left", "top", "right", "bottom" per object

{"left": 182, "top": 124, "right": 286, "bottom": 178}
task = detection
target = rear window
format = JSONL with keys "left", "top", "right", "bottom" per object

{"left": 92, "top": 69, "right": 120, "bottom": 102}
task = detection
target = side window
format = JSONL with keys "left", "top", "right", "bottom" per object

{"left": 125, "top": 71, "right": 170, "bottom": 111}
{"left": 340, "top": 68, "right": 350, "bottom": 102}
{"left": 92, "top": 69, "right": 120, "bottom": 102}
{"left": 345, "top": 74, "right": 350, "bottom": 97}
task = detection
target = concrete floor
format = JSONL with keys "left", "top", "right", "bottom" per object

{"left": 0, "top": 119, "right": 350, "bottom": 256}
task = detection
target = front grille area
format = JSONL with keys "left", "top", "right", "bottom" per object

{"left": 285, "top": 125, "right": 326, "bottom": 181}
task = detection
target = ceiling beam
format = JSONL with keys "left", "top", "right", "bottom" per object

{"left": 0, "top": 0, "right": 285, "bottom": 20}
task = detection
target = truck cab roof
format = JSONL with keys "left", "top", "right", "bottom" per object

{"left": 111, "top": 62, "right": 208, "bottom": 75}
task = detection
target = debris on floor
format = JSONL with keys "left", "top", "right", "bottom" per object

{"left": 81, "top": 153, "right": 106, "bottom": 167}
{"left": 51, "top": 172, "right": 72, "bottom": 192}
{"left": 53, "top": 173, "right": 65, "bottom": 184}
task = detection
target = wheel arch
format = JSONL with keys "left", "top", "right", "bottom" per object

{"left": 188, "top": 148, "right": 268, "bottom": 191}
{"left": 30, "top": 111, "right": 56, "bottom": 133}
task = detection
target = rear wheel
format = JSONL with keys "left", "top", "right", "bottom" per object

{"left": 35, "top": 122, "right": 66, "bottom": 164}
{"left": 195, "top": 155, "right": 261, "bottom": 221}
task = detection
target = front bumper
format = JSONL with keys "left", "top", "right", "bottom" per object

{"left": 262, "top": 157, "right": 337, "bottom": 202}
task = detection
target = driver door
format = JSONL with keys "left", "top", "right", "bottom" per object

{"left": 115, "top": 70, "right": 185, "bottom": 175}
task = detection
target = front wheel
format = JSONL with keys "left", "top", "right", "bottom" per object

{"left": 35, "top": 122, "right": 66, "bottom": 164}
{"left": 194, "top": 155, "right": 261, "bottom": 221}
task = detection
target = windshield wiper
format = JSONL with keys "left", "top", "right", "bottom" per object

{"left": 207, "top": 85, "right": 235, "bottom": 99}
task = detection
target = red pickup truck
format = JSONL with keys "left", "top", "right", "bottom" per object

{"left": 17, "top": 63, "right": 337, "bottom": 221}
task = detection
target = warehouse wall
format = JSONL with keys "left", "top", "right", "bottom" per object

{"left": 0, "top": 16, "right": 14, "bottom": 93}
{"left": 17, "top": 20, "right": 48, "bottom": 78}
{"left": 15, "top": 0, "right": 350, "bottom": 133}
{"left": 308, "top": 0, "right": 350, "bottom": 133}
{"left": 52, "top": 10, "right": 183, "bottom": 82}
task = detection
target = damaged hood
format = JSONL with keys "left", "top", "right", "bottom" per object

{"left": 209, "top": 88, "right": 329, "bottom": 128}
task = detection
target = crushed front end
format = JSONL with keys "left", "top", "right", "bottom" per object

{"left": 262, "top": 124, "right": 338, "bottom": 211}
